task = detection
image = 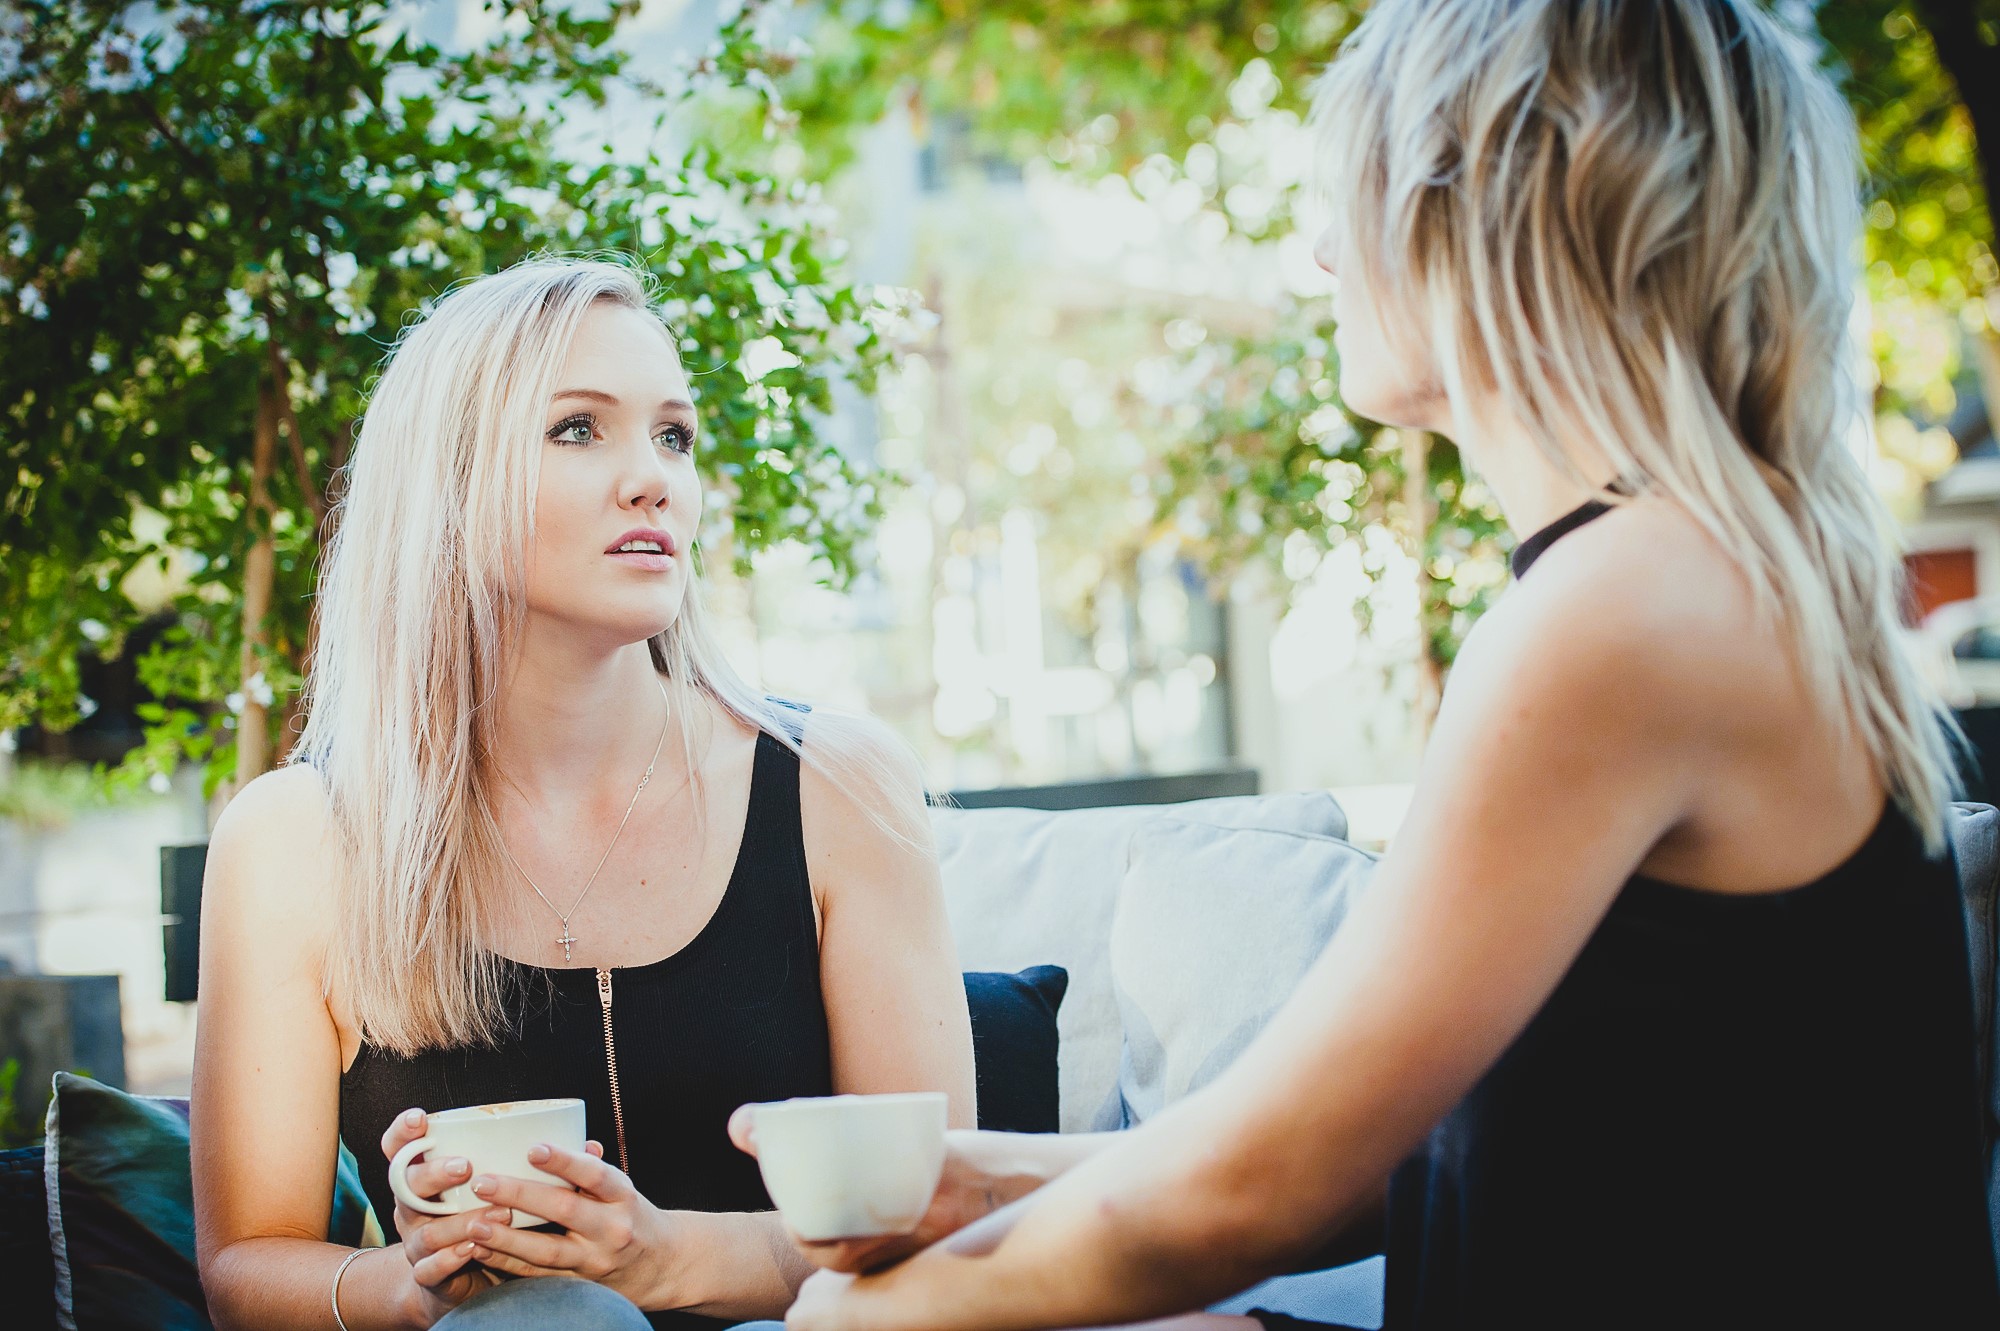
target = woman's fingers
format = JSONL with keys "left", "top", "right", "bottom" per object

{"left": 467, "top": 1217, "right": 576, "bottom": 1271}
{"left": 526, "top": 1141, "right": 632, "bottom": 1200}
{"left": 393, "top": 1202, "right": 422, "bottom": 1246}
{"left": 408, "top": 1234, "right": 481, "bottom": 1289}
{"left": 403, "top": 1153, "right": 472, "bottom": 1201}
{"left": 585, "top": 1140, "right": 605, "bottom": 1159}
{"left": 379, "top": 1106, "right": 427, "bottom": 1161}
{"left": 467, "top": 1244, "right": 571, "bottom": 1279}
{"left": 402, "top": 1208, "right": 512, "bottom": 1267}
{"left": 467, "top": 1173, "right": 581, "bottom": 1229}
{"left": 785, "top": 1269, "right": 858, "bottom": 1331}
{"left": 727, "top": 1104, "right": 759, "bottom": 1157}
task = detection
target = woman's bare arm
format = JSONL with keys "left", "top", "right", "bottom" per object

{"left": 728, "top": 1120, "right": 1122, "bottom": 1274}
{"left": 782, "top": 563, "right": 1716, "bottom": 1331}
{"left": 664, "top": 711, "right": 976, "bottom": 1311}
{"left": 806, "top": 715, "right": 979, "bottom": 1126}
{"left": 192, "top": 767, "right": 485, "bottom": 1331}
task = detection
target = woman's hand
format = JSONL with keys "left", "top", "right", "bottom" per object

{"left": 380, "top": 1107, "right": 502, "bottom": 1326}
{"left": 786, "top": 1268, "right": 863, "bottom": 1331}
{"left": 728, "top": 1108, "right": 1009, "bottom": 1273}
{"left": 462, "top": 1140, "right": 674, "bottom": 1307}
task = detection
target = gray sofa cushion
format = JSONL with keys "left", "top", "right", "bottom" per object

{"left": 1113, "top": 820, "right": 1376, "bottom": 1126}
{"left": 934, "top": 791, "right": 1349, "bottom": 1132}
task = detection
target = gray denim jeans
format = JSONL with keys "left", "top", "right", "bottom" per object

{"left": 431, "top": 1277, "right": 652, "bottom": 1330}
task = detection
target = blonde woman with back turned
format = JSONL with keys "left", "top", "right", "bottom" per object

{"left": 734, "top": 2, "right": 2000, "bottom": 1327}
{"left": 190, "top": 257, "right": 976, "bottom": 1331}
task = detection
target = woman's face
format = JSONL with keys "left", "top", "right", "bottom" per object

{"left": 1315, "top": 222, "right": 1448, "bottom": 433}
{"left": 524, "top": 301, "right": 702, "bottom": 647}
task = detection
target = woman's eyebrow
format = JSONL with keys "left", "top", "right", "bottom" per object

{"left": 550, "top": 387, "right": 696, "bottom": 415}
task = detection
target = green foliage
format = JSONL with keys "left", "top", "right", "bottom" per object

{"left": 0, "top": 0, "right": 905, "bottom": 790}
{"left": 776, "top": 1, "right": 2000, "bottom": 668}
{"left": 1825, "top": 1, "right": 1995, "bottom": 309}
{"left": 1819, "top": 0, "right": 1996, "bottom": 438}
{"left": 769, "top": 1, "right": 1356, "bottom": 182}
{"left": 1147, "top": 302, "right": 1508, "bottom": 665}
{"left": 0, "top": 1057, "right": 33, "bottom": 1149}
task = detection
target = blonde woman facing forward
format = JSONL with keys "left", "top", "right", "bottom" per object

{"left": 737, "top": 3, "right": 2000, "bottom": 1328}
{"left": 191, "top": 258, "right": 976, "bottom": 1331}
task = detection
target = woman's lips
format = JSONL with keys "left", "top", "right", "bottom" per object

{"left": 606, "top": 548, "right": 675, "bottom": 573}
{"left": 604, "top": 527, "right": 676, "bottom": 572}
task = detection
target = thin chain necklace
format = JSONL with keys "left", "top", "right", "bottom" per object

{"left": 498, "top": 677, "right": 672, "bottom": 965}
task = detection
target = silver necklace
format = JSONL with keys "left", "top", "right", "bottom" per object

{"left": 498, "top": 677, "right": 671, "bottom": 964}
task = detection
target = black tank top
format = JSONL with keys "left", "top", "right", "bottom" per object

{"left": 338, "top": 729, "right": 832, "bottom": 1331}
{"left": 1383, "top": 501, "right": 2000, "bottom": 1327}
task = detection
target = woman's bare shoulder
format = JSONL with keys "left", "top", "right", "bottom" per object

{"left": 794, "top": 709, "right": 925, "bottom": 816}
{"left": 1491, "top": 502, "right": 1757, "bottom": 646}
{"left": 792, "top": 707, "right": 933, "bottom": 897}
{"left": 203, "top": 763, "right": 340, "bottom": 936}
{"left": 1456, "top": 501, "right": 1776, "bottom": 736}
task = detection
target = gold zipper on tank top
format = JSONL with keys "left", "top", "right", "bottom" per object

{"left": 595, "top": 966, "right": 630, "bottom": 1173}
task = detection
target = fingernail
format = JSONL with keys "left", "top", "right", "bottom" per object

{"left": 527, "top": 1143, "right": 550, "bottom": 1163}
{"left": 486, "top": 1208, "right": 510, "bottom": 1223}
{"left": 403, "top": 1108, "right": 423, "bottom": 1126}
{"left": 471, "top": 1177, "right": 492, "bottom": 1195}
{"left": 469, "top": 1222, "right": 492, "bottom": 1240}
{"left": 471, "top": 1245, "right": 489, "bottom": 1259}
{"left": 449, "top": 1158, "right": 470, "bottom": 1175}
{"left": 458, "top": 1241, "right": 475, "bottom": 1256}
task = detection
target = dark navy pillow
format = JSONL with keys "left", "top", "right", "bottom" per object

{"left": 963, "top": 966, "right": 1068, "bottom": 1133}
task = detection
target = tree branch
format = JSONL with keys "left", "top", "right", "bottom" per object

{"left": 139, "top": 101, "right": 211, "bottom": 181}
{"left": 263, "top": 335, "right": 327, "bottom": 536}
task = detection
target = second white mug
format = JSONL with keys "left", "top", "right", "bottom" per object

{"left": 750, "top": 1092, "right": 949, "bottom": 1241}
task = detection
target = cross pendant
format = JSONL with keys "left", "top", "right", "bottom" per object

{"left": 556, "top": 927, "right": 578, "bottom": 964}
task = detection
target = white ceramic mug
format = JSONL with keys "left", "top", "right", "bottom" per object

{"left": 387, "top": 1098, "right": 585, "bottom": 1228}
{"left": 749, "top": 1092, "right": 949, "bottom": 1241}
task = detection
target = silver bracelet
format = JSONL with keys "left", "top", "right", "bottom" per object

{"left": 331, "top": 1247, "right": 368, "bottom": 1331}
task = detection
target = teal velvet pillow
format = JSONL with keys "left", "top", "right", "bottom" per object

{"left": 45, "top": 1072, "right": 382, "bottom": 1331}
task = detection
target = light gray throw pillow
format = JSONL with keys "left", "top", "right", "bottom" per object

{"left": 933, "top": 791, "right": 1349, "bottom": 1132}
{"left": 1112, "top": 819, "right": 1376, "bottom": 1125}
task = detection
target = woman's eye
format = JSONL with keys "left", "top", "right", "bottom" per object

{"left": 655, "top": 424, "right": 695, "bottom": 454}
{"left": 547, "top": 416, "right": 596, "bottom": 445}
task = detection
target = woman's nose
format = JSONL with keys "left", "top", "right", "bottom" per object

{"left": 622, "top": 444, "right": 671, "bottom": 511}
{"left": 1313, "top": 226, "right": 1339, "bottom": 278}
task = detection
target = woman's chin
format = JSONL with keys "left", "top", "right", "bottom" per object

{"left": 1338, "top": 372, "right": 1445, "bottom": 434}
{"left": 525, "top": 600, "right": 685, "bottom": 652}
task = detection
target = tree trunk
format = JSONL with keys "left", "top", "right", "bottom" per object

{"left": 1912, "top": 2, "right": 2000, "bottom": 448}
{"left": 1403, "top": 428, "right": 1443, "bottom": 740}
{"left": 262, "top": 341, "right": 323, "bottom": 765}
{"left": 234, "top": 378, "right": 280, "bottom": 791}
{"left": 1915, "top": 2, "right": 2000, "bottom": 212}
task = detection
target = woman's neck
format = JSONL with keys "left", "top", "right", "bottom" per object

{"left": 489, "top": 630, "right": 680, "bottom": 807}
{"left": 1457, "top": 410, "right": 1621, "bottom": 540}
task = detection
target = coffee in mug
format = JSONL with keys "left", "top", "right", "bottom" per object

{"left": 749, "top": 1092, "right": 948, "bottom": 1241}
{"left": 387, "top": 1097, "right": 585, "bottom": 1228}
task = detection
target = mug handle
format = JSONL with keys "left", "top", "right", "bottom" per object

{"left": 387, "top": 1135, "right": 457, "bottom": 1216}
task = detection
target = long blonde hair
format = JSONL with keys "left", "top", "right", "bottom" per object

{"left": 1312, "top": 0, "right": 1959, "bottom": 849}
{"left": 297, "top": 256, "right": 921, "bottom": 1055}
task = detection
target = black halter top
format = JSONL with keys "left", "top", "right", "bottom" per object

{"left": 1382, "top": 500, "right": 2000, "bottom": 1327}
{"left": 338, "top": 730, "right": 832, "bottom": 1331}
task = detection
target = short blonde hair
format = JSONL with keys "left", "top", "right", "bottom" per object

{"left": 1313, "top": 0, "right": 1957, "bottom": 849}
